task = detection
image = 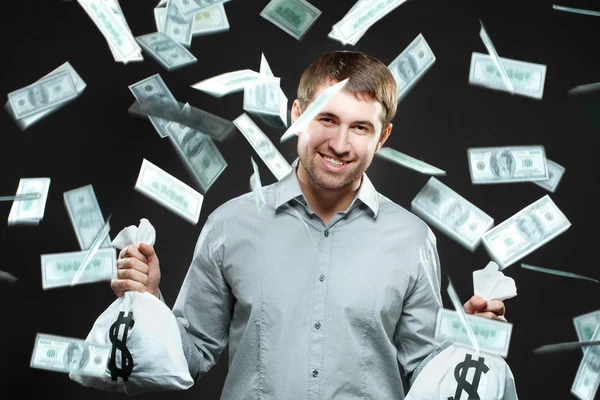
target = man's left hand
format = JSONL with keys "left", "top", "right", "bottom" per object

{"left": 463, "top": 295, "right": 506, "bottom": 321}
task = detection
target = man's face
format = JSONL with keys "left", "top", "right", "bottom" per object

{"left": 293, "top": 84, "right": 391, "bottom": 191}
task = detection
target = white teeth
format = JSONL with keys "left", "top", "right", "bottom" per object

{"left": 323, "top": 155, "right": 345, "bottom": 166}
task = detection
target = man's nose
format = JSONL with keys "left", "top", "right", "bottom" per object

{"left": 329, "top": 126, "right": 351, "bottom": 154}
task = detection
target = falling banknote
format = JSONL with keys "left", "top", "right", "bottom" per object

{"left": 571, "top": 325, "right": 600, "bottom": 400}
{"left": 40, "top": 247, "right": 116, "bottom": 290}
{"left": 166, "top": 117, "right": 228, "bottom": 193}
{"left": 5, "top": 62, "right": 86, "bottom": 130}
{"left": 532, "top": 158, "right": 565, "bottom": 193}
{"left": 155, "top": 3, "right": 230, "bottom": 36}
{"left": 481, "top": 195, "right": 571, "bottom": 269}
{"left": 388, "top": 33, "right": 436, "bottom": 103}
{"left": 435, "top": 308, "right": 513, "bottom": 358}
{"left": 8, "top": 178, "right": 51, "bottom": 226}
{"left": 191, "top": 69, "right": 264, "bottom": 97}
{"left": 134, "top": 158, "right": 204, "bottom": 224}
{"left": 164, "top": 0, "right": 194, "bottom": 47}
{"left": 64, "top": 184, "right": 111, "bottom": 250}
{"left": 376, "top": 147, "right": 445, "bottom": 175}
{"left": 469, "top": 52, "right": 547, "bottom": 99}
{"left": 260, "top": 0, "right": 322, "bottom": 40}
{"left": 129, "top": 74, "right": 178, "bottom": 139}
{"left": 172, "top": 0, "right": 230, "bottom": 17}
{"left": 30, "top": 333, "right": 110, "bottom": 377}
{"left": 234, "top": 113, "right": 292, "bottom": 180}
{"left": 136, "top": 32, "right": 197, "bottom": 71}
{"left": 411, "top": 177, "right": 494, "bottom": 252}
{"left": 574, "top": 310, "right": 600, "bottom": 353}
{"left": 467, "top": 145, "right": 549, "bottom": 184}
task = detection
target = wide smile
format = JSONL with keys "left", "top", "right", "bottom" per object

{"left": 318, "top": 152, "right": 350, "bottom": 172}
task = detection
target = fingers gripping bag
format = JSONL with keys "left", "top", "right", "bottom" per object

{"left": 69, "top": 218, "right": 194, "bottom": 395}
{"left": 405, "top": 343, "right": 518, "bottom": 400}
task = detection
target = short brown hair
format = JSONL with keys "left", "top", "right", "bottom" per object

{"left": 297, "top": 50, "right": 398, "bottom": 130}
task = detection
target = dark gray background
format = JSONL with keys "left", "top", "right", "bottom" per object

{"left": 1, "top": 0, "right": 599, "bottom": 398}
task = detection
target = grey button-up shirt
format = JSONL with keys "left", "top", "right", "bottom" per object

{"left": 170, "top": 159, "right": 443, "bottom": 399}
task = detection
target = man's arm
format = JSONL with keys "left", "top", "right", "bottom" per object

{"left": 393, "top": 227, "right": 444, "bottom": 387}
{"left": 166, "top": 215, "right": 234, "bottom": 382}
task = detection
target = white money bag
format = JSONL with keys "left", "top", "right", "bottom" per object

{"left": 405, "top": 343, "right": 518, "bottom": 400}
{"left": 69, "top": 218, "right": 194, "bottom": 395}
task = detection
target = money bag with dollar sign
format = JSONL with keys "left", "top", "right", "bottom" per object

{"left": 69, "top": 218, "right": 193, "bottom": 395}
{"left": 405, "top": 342, "right": 518, "bottom": 400}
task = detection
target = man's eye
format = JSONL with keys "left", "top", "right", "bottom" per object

{"left": 320, "top": 118, "right": 333, "bottom": 124}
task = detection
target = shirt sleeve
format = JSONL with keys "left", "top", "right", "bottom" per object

{"left": 393, "top": 226, "right": 443, "bottom": 386}
{"left": 171, "top": 214, "right": 234, "bottom": 382}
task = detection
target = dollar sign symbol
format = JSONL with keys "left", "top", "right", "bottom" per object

{"left": 447, "top": 353, "right": 489, "bottom": 400}
{"left": 108, "top": 311, "right": 135, "bottom": 381}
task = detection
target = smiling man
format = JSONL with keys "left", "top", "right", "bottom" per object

{"left": 112, "top": 50, "right": 507, "bottom": 399}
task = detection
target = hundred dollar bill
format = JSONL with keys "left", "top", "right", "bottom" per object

{"left": 575, "top": 311, "right": 600, "bottom": 352}
{"left": 30, "top": 333, "right": 110, "bottom": 377}
{"left": 155, "top": 3, "right": 230, "bottom": 36}
{"left": 569, "top": 82, "right": 600, "bottom": 96}
{"left": 0, "top": 193, "right": 41, "bottom": 202}
{"left": 571, "top": 325, "right": 600, "bottom": 400}
{"left": 64, "top": 184, "right": 111, "bottom": 250}
{"left": 412, "top": 177, "right": 494, "bottom": 252}
{"left": 8, "top": 178, "right": 51, "bottom": 226}
{"left": 76, "top": 0, "right": 141, "bottom": 62}
{"left": 191, "top": 69, "right": 264, "bottom": 97}
{"left": 250, "top": 157, "right": 266, "bottom": 210}
{"left": 552, "top": 4, "right": 600, "bottom": 17}
{"left": 481, "top": 195, "right": 571, "bottom": 269}
{"left": 234, "top": 113, "right": 292, "bottom": 180}
{"left": 533, "top": 158, "right": 565, "bottom": 192}
{"left": 435, "top": 308, "right": 513, "bottom": 358}
{"left": 377, "top": 147, "right": 445, "bottom": 175}
{"left": 8, "top": 71, "right": 77, "bottom": 120}
{"left": 135, "top": 158, "right": 204, "bottom": 224}
{"left": 136, "top": 32, "right": 197, "bottom": 71}
{"left": 280, "top": 78, "right": 348, "bottom": 142}
{"left": 328, "top": 0, "right": 368, "bottom": 45}
{"left": 260, "top": 0, "right": 321, "bottom": 40}
{"left": 521, "top": 263, "right": 598, "bottom": 284}
{"left": 5, "top": 62, "right": 86, "bottom": 130}
{"left": 388, "top": 33, "right": 436, "bottom": 102}
{"left": 479, "top": 20, "right": 513, "bottom": 94}
{"left": 0, "top": 270, "right": 18, "bottom": 283}
{"left": 173, "top": 0, "right": 228, "bottom": 17}
{"left": 166, "top": 118, "right": 227, "bottom": 193}
{"left": 468, "top": 145, "right": 549, "bottom": 184}
{"left": 243, "top": 77, "right": 288, "bottom": 125}
{"left": 332, "top": 0, "right": 407, "bottom": 44}
{"left": 40, "top": 247, "right": 116, "bottom": 289}
{"left": 128, "top": 74, "right": 177, "bottom": 139}
{"left": 469, "top": 52, "right": 547, "bottom": 99}
{"left": 164, "top": 0, "right": 194, "bottom": 47}
{"left": 101, "top": 0, "right": 143, "bottom": 62}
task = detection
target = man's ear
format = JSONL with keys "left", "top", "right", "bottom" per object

{"left": 291, "top": 99, "right": 302, "bottom": 124}
{"left": 376, "top": 123, "right": 393, "bottom": 152}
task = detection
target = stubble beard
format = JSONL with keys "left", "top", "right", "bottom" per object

{"left": 299, "top": 150, "right": 371, "bottom": 191}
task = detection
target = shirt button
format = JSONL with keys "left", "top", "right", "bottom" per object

{"left": 324, "top": 230, "right": 329, "bottom": 237}
{"left": 314, "top": 321, "right": 321, "bottom": 329}
{"left": 319, "top": 274, "right": 325, "bottom": 282}
{"left": 312, "top": 369, "right": 319, "bottom": 377}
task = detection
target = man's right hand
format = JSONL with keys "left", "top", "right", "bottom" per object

{"left": 111, "top": 243, "right": 161, "bottom": 299}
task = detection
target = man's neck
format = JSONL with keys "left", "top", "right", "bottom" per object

{"left": 296, "top": 166, "right": 361, "bottom": 224}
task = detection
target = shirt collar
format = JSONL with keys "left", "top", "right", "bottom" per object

{"left": 275, "top": 158, "right": 379, "bottom": 218}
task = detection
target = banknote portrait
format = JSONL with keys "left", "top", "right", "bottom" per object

{"left": 64, "top": 342, "right": 89, "bottom": 371}
{"left": 490, "top": 150, "right": 515, "bottom": 179}
{"left": 515, "top": 214, "right": 544, "bottom": 243}
{"left": 395, "top": 54, "right": 418, "bottom": 83}
{"left": 442, "top": 201, "right": 470, "bottom": 230}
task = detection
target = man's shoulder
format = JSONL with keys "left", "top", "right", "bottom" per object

{"left": 207, "top": 182, "right": 279, "bottom": 221}
{"left": 375, "top": 192, "right": 431, "bottom": 239}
